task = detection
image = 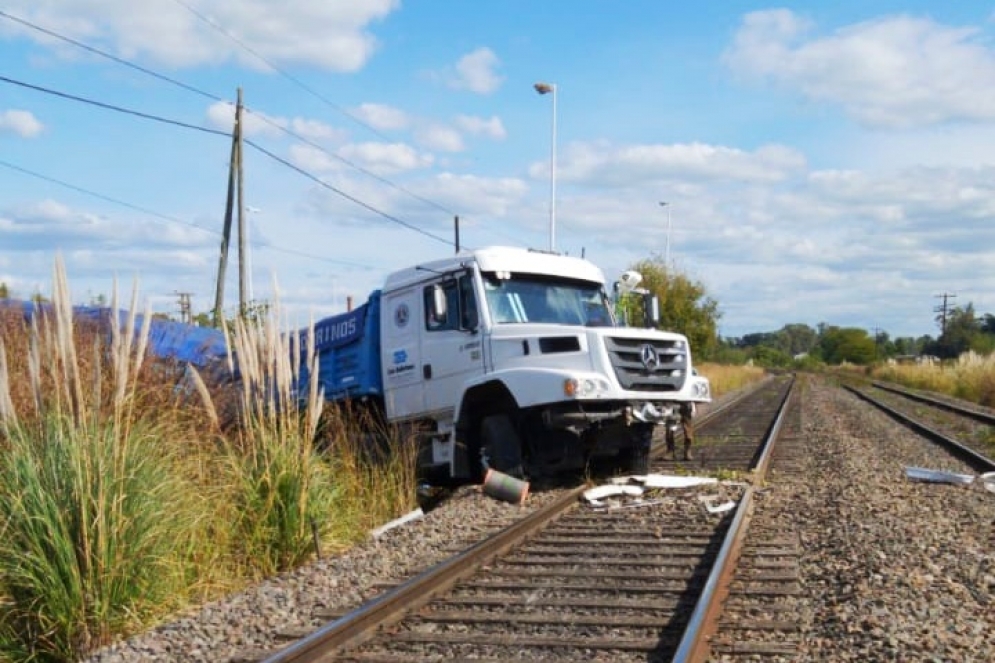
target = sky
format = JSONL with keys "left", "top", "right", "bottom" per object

{"left": 2, "top": 1, "right": 995, "bottom": 341}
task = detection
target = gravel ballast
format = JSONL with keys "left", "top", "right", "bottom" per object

{"left": 81, "top": 377, "right": 995, "bottom": 662}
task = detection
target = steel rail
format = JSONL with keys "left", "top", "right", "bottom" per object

{"left": 673, "top": 374, "right": 797, "bottom": 662}
{"left": 261, "top": 486, "right": 583, "bottom": 663}
{"left": 845, "top": 385, "right": 995, "bottom": 473}
{"left": 871, "top": 380, "right": 995, "bottom": 426}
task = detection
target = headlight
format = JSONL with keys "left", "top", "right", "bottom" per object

{"left": 563, "top": 377, "right": 609, "bottom": 398}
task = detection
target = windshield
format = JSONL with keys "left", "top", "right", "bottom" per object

{"left": 482, "top": 272, "right": 614, "bottom": 326}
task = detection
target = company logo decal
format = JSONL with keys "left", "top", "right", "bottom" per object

{"left": 388, "top": 347, "right": 414, "bottom": 377}
{"left": 640, "top": 344, "right": 660, "bottom": 371}
{"left": 394, "top": 303, "right": 409, "bottom": 328}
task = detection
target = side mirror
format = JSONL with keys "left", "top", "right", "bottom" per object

{"left": 430, "top": 284, "right": 448, "bottom": 325}
{"left": 643, "top": 293, "right": 660, "bottom": 328}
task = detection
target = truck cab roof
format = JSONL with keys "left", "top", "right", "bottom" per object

{"left": 383, "top": 245, "right": 606, "bottom": 292}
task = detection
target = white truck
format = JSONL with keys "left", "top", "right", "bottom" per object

{"left": 303, "top": 245, "right": 711, "bottom": 481}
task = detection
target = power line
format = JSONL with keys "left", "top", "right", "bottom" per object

{"left": 0, "top": 73, "right": 452, "bottom": 247}
{"left": 0, "top": 74, "right": 228, "bottom": 137}
{"left": 0, "top": 9, "right": 455, "bottom": 218}
{"left": 170, "top": 0, "right": 394, "bottom": 142}
{"left": 0, "top": 9, "right": 225, "bottom": 104}
{"left": 0, "top": 158, "right": 377, "bottom": 270}
{"left": 0, "top": 8, "right": 525, "bottom": 249}
{"left": 244, "top": 139, "right": 452, "bottom": 245}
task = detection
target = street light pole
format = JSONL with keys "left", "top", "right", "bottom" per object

{"left": 660, "top": 201, "right": 672, "bottom": 266}
{"left": 534, "top": 81, "right": 557, "bottom": 252}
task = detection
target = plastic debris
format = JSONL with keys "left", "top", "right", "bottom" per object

{"left": 635, "top": 473, "right": 718, "bottom": 489}
{"left": 583, "top": 484, "right": 645, "bottom": 503}
{"left": 370, "top": 508, "right": 424, "bottom": 538}
{"left": 981, "top": 471, "right": 995, "bottom": 494}
{"left": 697, "top": 494, "right": 737, "bottom": 514}
{"left": 904, "top": 466, "right": 975, "bottom": 485}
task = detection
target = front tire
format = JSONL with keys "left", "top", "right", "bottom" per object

{"left": 480, "top": 413, "right": 525, "bottom": 479}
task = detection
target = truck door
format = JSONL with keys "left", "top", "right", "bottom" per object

{"left": 380, "top": 286, "right": 423, "bottom": 420}
{"left": 420, "top": 272, "right": 486, "bottom": 417}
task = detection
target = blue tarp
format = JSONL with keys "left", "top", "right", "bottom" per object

{"left": 1, "top": 299, "right": 228, "bottom": 367}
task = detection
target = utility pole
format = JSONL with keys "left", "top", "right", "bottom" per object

{"left": 236, "top": 92, "right": 246, "bottom": 317}
{"left": 176, "top": 292, "right": 192, "bottom": 324}
{"left": 213, "top": 87, "right": 244, "bottom": 327}
{"left": 934, "top": 293, "right": 957, "bottom": 335}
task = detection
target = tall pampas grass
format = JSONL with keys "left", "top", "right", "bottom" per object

{"left": 0, "top": 258, "right": 204, "bottom": 661}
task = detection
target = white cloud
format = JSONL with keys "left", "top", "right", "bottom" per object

{"left": 549, "top": 140, "right": 807, "bottom": 186}
{"left": 419, "top": 172, "right": 529, "bottom": 217}
{"left": 289, "top": 118, "right": 345, "bottom": 142}
{"left": 338, "top": 142, "right": 434, "bottom": 174}
{"left": 445, "top": 47, "right": 504, "bottom": 94}
{"left": 414, "top": 124, "right": 464, "bottom": 152}
{"left": 2, "top": 0, "right": 399, "bottom": 71}
{"left": 287, "top": 143, "right": 341, "bottom": 173}
{"left": 456, "top": 114, "right": 506, "bottom": 140}
{"left": 724, "top": 9, "right": 995, "bottom": 128}
{"left": 206, "top": 102, "right": 341, "bottom": 142}
{"left": 353, "top": 103, "right": 410, "bottom": 131}
{"left": 0, "top": 109, "right": 44, "bottom": 137}
{"left": 2, "top": 199, "right": 211, "bottom": 253}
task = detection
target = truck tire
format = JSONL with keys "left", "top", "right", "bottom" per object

{"left": 480, "top": 414, "right": 525, "bottom": 480}
{"left": 620, "top": 424, "right": 653, "bottom": 475}
{"left": 620, "top": 445, "right": 650, "bottom": 476}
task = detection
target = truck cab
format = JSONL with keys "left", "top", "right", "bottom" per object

{"left": 377, "top": 246, "right": 710, "bottom": 481}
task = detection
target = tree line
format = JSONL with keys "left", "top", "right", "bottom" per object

{"left": 5, "top": 265, "right": 991, "bottom": 368}
{"left": 620, "top": 258, "right": 995, "bottom": 367}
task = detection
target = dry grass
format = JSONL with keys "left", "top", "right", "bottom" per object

{"left": 871, "top": 351, "right": 995, "bottom": 407}
{"left": 696, "top": 362, "right": 767, "bottom": 399}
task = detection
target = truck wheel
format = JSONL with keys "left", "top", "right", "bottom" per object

{"left": 480, "top": 414, "right": 525, "bottom": 480}
{"left": 620, "top": 424, "right": 653, "bottom": 475}
{"left": 620, "top": 446, "right": 650, "bottom": 476}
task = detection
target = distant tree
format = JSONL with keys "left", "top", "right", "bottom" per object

{"left": 778, "top": 323, "right": 819, "bottom": 356}
{"left": 928, "top": 304, "right": 980, "bottom": 358}
{"left": 711, "top": 340, "right": 751, "bottom": 365}
{"left": 0, "top": 282, "right": 9, "bottom": 299}
{"left": 890, "top": 336, "right": 922, "bottom": 357}
{"left": 750, "top": 345, "right": 793, "bottom": 368}
{"left": 192, "top": 312, "right": 213, "bottom": 327}
{"left": 981, "top": 313, "right": 995, "bottom": 335}
{"left": 627, "top": 256, "right": 721, "bottom": 360}
{"left": 738, "top": 332, "right": 779, "bottom": 349}
{"left": 819, "top": 326, "right": 876, "bottom": 365}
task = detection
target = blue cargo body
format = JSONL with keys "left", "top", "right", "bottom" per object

{"left": 298, "top": 290, "right": 383, "bottom": 402}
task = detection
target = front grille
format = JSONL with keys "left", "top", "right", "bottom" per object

{"left": 604, "top": 336, "right": 687, "bottom": 392}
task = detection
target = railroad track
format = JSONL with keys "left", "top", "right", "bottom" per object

{"left": 844, "top": 381, "right": 995, "bottom": 474}
{"left": 240, "top": 375, "right": 798, "bottom": 663}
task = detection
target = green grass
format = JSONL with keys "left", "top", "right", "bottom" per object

{"left": 0, "top": 263, "right": 418, "bottom": 661}
{"left": 0, "top": 263, "right": 202, "bottom": 660}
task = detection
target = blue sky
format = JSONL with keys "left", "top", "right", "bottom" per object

{"left": 3, "top": 1, "right": 995, "bottom": 340}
